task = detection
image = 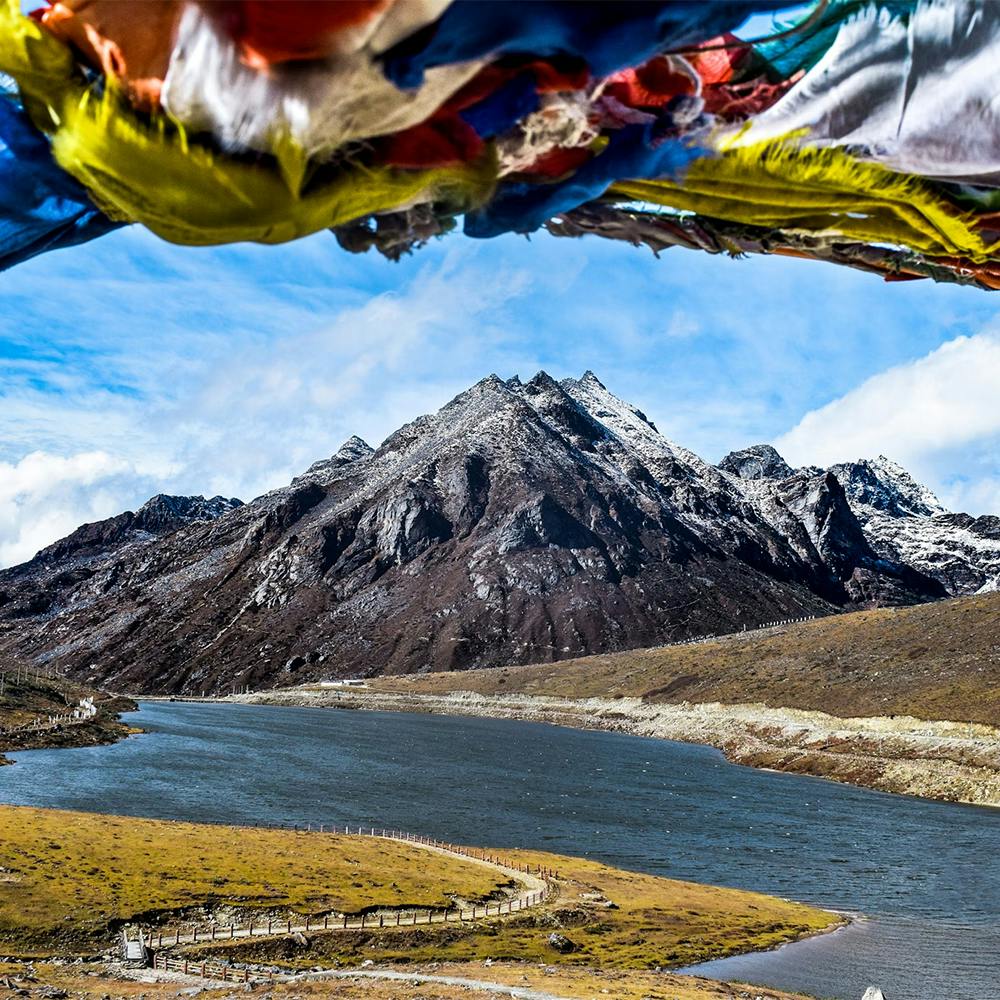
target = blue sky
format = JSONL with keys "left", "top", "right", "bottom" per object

{"left": 1, "top": 222, "right": 999, "bottom": 566}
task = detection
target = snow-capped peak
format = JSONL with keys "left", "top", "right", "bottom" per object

{"left": 559, "top": 371, "right": 715, "bottom": 475}
{"left": 335, "top": 436, "right": 375, "bottom": 463}
{"left": 718, "top": 444, "right": 795, "bottom": 481}
{"left": 831, "top": 455, "right": 947, "bottom": 519}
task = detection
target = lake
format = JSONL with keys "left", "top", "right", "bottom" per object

{"left": 1, "top": 701, "right": 997, "bottom": 1000}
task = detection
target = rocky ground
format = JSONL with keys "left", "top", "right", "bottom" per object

{"left": 241, "top": 688, "right": 1000, "bottom": 808}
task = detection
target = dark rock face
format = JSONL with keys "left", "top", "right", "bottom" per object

{"left": 0, "top": 494, "right": 242, "bottom": 623}
{"left": 772, "top": 471, "right": 945, "bottom": 605}
{"left": 719, "top": 444, "right": 794, "bottom": 481}
{"left": 719, "top": 447, "right": 1000, "bottom": 597}
{"left": 0, "top": 374, "right": 973, "bottom": 695}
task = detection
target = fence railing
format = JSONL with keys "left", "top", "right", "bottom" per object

{"left": 0, "top": 711, "right": 94, "bottom": 737}
{"left": 153, "top": 953, "right": 274, "bottom": 983}
{"left": 658, "top": 614, "right": 817, "bottom": 651}
{"left": 748, "top": 615, "right": 816, "bottom": 631}
{"left": 144, "top": 827, "right": 555, "bottom": 952}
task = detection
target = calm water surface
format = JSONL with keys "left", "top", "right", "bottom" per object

{"left": 1, "top": 701, "right": 997, "bottom": 1000}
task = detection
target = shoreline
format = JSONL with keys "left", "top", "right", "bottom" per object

{"left": 0, "top": 689, "right": 137, "bottom": 767}
{"left": 0, "top": 717, "right": 137, "bottom": 767}
{"left": 0, "top": 804, "right": 839, "bottom": 1000}
{"left": 232, "top": 687, "right": 1000, "bottom": 808}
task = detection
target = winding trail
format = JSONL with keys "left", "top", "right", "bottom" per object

{"left": 296, "top": 968, "right": 575, "bottom": 999}
{"left": 148, "top": 828, "right": 552, "bottom": 956}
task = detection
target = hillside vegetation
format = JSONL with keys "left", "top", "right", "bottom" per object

{"left": 371, "top": 593, "right": 1000, "bottom": 724}
{"left": 0, "top": 674, "right": 134, "bottom": 761}
{"left": 0, "top": 806, "right": 835, "bottom": 971}
{"left": 0, "top": 806, "right": 512, "bottom": 954}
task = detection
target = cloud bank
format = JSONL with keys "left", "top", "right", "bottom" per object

{"left": 776, "top": 331, "right": 1000, "bottom": 514}
{"left": 3, "top": 221, "right": 1000, "bottom": 567}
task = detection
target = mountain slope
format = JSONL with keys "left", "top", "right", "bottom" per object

{"left": 722, "top": 447, "right": 1000, "bottom": 596}
{"left": 366, "top": 591, "right": 1000, "bottom": 726}
{"left": 0, "top": 494, "right": 242, "bottom": 623}
{"left": 0, "top": 373, "right": 967, "bottom": 694}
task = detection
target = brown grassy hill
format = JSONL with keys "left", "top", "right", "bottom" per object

{"left": 0, "top": 805, "right": 833, "bottom": 970}
{"left": 372, "top": 593, "right": 1000, "bottom": 725}
{"left": 0, "top": 672, "right": 134, "bottom": 761}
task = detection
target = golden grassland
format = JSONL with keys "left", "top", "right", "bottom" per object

{"left": 0, "top": 960, "right": 815, "bottom": 999}
{"left": 368, "top": 593, "right": 1000, "bottom": 724}
{"left": 0, "top": 806, "right": 511, "bottom": 954}
{"left": 204, "top": 846, "right": 837, "bottom": 972}
{"left": 0, "top": 807, "right": 837, "bottom": 975}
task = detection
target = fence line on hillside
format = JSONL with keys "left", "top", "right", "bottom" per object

{"left": 661, "top": 614, "right": 817, "bottom": 651}
{"left": 0, "top": 665, "right": 58, "bottom": 691}
{"left": 143, "top": 827, "right": 555, "bottom": 952}
{"left": 0, "top": 711, "right": 94, "bottom": 737}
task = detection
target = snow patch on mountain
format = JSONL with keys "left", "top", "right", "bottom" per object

{"left": 831, "top": 456, "right": 945, "bottom": 519}
{"left": 720, "top": 445, "right": 998, "bottom": 595}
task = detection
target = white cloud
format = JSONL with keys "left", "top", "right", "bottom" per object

{"left": 776, "top": 332, "right": 1000, "bottom": 514}
{"left": 665, "top": 310, "right": 701, "bottom": 340}
{"left": 0, "top": 249, "right": 538, "bottom": 566}
{"left": 947, "top": 475, "right": 1000, "bottom": 515}
{"left": 0, "top": 451, "right": 161, "bottom": 567}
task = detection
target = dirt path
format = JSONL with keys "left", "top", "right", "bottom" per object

{"left": 296, "top": 968, "right": 575, "bottom": 999}
{"left": 238, "top": 688, "right": 1000, "bottom": 808}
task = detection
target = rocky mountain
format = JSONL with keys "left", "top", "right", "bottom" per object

{"left": 0, "top": 372, "right": 968, "bottom": 695}
{"left": 0, "top": 494, "right": 242, "bottom": 620}
{"left": 722, "top": 448, "right": 1000, "bottom": 596}
{"left": 717, "top": 444, "right": 793, "bottom": 481}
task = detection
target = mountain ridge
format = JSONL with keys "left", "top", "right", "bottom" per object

{"left": 0, "top": 372, "right": 992, "bottom": 694}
